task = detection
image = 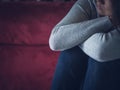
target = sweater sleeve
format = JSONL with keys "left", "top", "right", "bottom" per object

{"left": 80, "top": 28, "right": 120, "bottom": 62}
{"left": 49, "top": 0, "right": 113, "bottom": 51}
{"left": 49, "top": 0, "right": 91, "bottom": 50}
{"left": 49, "top": 16, "right": 112, "bottom": 51}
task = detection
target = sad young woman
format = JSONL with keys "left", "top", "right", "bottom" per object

{"left": 49, "top": 0, "right": 120, "bottom": 90}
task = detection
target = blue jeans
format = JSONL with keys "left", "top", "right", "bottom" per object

{"left": 51, "top": 46, "right": 120, "bottom": 90}
{"left": 82, "top": 58, "right": 120, "bottom": 90}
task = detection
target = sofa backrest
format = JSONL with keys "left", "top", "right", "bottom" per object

{"left": 0, "top": 2, "right": 74, "bottom": 90}
{"left": 0, "top": 2, "right": 74, "bottom": 45}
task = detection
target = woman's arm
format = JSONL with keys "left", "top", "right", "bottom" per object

{"left": 49, "top": 17, "right": 112, "bottom": 51}
{"left": 49, "top": 0, "right": 91, "bottom": 51}
{"left": 49, "top": 0, "right": 113, "bottom": 51}
{"left": 80, "top": 28, "right": 120, "bottom": 62}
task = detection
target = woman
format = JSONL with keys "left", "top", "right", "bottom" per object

{"left": 49, "top": 0, "right": 120, "bottom": 90}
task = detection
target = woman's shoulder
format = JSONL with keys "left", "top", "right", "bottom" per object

{"left": 76, "top": 0, "right": 94, "bottom": 4}
{"left": 76, "top": 0, "right": 95, "bottom": 11}
{"left": 76, "top": 0, "right": 97, "bottom": 18}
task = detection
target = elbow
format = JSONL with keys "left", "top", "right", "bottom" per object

{"left": 49, "top": 36, "right": 60, "bottom": 51}
{"left": 49, "top": 26, "right": 60, "bottom": 51}
{"left": 49, "top": 43, "right": 59, "bottom": 51}
{"left": 49, "top": 26, "right": 66, "bottom": 51}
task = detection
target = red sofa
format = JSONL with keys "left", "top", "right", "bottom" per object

{"left": 0, "top": 2, "right": 74, "bottom": 90}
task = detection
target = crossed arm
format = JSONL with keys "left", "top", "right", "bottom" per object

{"left": 49, "top": 0, "right": 120, "bottom": 61}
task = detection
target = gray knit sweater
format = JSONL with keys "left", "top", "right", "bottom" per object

{"left": 49, "top": 0, "right": 120, "bottom": 62}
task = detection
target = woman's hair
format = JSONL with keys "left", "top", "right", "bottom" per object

{"left": 111, "top": 0, "right": 120, "bottom": 25}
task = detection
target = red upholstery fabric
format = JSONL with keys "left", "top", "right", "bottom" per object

{"left": 0, "top": 0, "right": 76, "bottom": 2}
{"left": 0, "top": 2, "right": 74, "bottom": 90}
